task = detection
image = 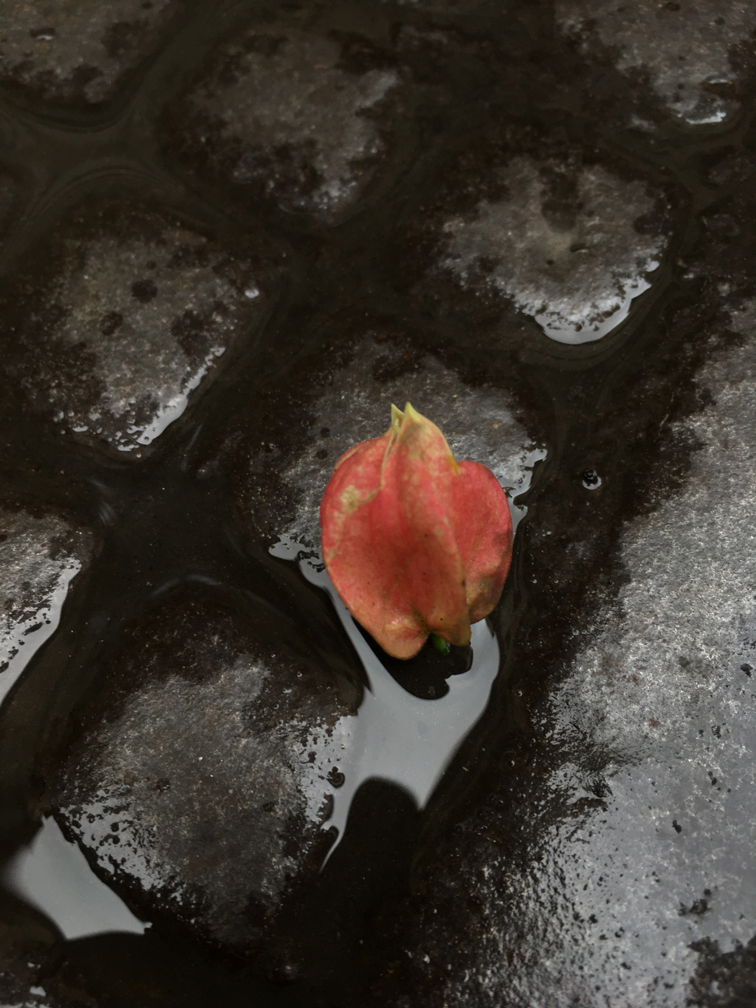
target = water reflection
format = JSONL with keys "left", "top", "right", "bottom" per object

{"left": 3, "top": 816, "right": 149, "bottom": 941}
{"left": 270, "top": 538, "right": 500, "bottom": 861}
{"left": 0, "top": 563, "right": 81, "bottom": 711}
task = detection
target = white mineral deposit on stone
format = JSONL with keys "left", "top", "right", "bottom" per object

{"left": 438, "top": 299, "right": 756, "bottom": 1007}
{"left": 298, "top": 559, "right": 499, "bottom": 862}
{"left": 192, "top": 29, "right": 398, "bottom": 217}
{"left": 0, "top": 510, "right": 90, "bottom": 709}
{"left": 440, "top": 157, "right": 665, "bottom": 344}
{"left": 556, "top": 0, "right": 756, "bottom": 125}
{"left": 3, "top": 816, "right": 148, "bottom": 940}
{"left": 276, "top": 337, "right": 544, "bottom": 548}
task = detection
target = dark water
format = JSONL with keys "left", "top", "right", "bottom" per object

{"left": 0, "top": 1, "right": 756, "bottom": 1006}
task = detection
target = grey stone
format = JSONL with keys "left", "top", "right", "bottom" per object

{"left": 2, "top": 201, "right": 269, "bottom": 455}
{"left": 0, "top": 506, "right": 93, "bottom": 708}
{"left": 437, "top": 155, "right": 667, "bottom": 344}
{"left": 53, "top": 599, "right": 360, "bottom": 952}
{"left": 244, "top": 335, "right": 543, "bottom": 551}
{"left": 0, "top": 0, "right": 183, "bottom": 105}
{"left": 172, "top": 26, "right": 400, "bottom": 218}
{"left": 403, "top": 301, "right": 756, "bottom": 1007}
{"left": 556, "top": 0, "right": 756, "bottom": 125}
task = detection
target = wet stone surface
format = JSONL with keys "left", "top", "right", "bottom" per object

{"left": 401, "top": 137, "right": 671, "bottom": 347}
{"left": 0, "top": 1, "right": 754, "bottom": 1006}
{"left": 385, "top": 302, "right": 756, "bottom": 1007}
{"left": 556, "top": 0, "right": 756, "bottom": 126}
{"left": 167, "top": 24, "right": 400, "bottom": 219}
{"left": 234, "top": 334, "right": 542, "bottom": 549}
{"left": 0, "top": 0, "right": 183, "bottom": 106}
{"left": 51, "top": 596, "right": 360, "bottom": 956}
{"left": 0, "top": 198, "right": 271, "bottom": 455}
{"left": 0, "top": 505, "right": 93, "bottom": 708}
{"left": 436, "top": 154, "right": 667, "bottom": 344}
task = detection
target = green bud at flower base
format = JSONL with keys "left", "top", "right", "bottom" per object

{"left": 430, "top": 632, "right": 452, "bottom": 657}
{"left": 319, "top": 403, "right": 513, "bottom": 660}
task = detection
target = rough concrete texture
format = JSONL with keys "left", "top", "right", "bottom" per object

{"left": 0, "top": 0, "right": 182, "bottom": 105}
{"left": 53, "top": 599, "right": 360, "bottom": 952}
{"left": 406, "top": 302, "right": 756, "bottom": 1007}
{"left": 243, "top": 335, "right": 543, "bottom": 550}
{"left": 556, "top": 0, "right": 756, "bottom": 125}
{"left": 0, "top": 507, "right": 93, "bottom": 706}
{"left": 438, "top": 156, "right": 666, "bottom": 343}
{"left": 172, "top": 26, "right": 400, "bottom": 218}
{"left": 1, "top": 202, "right": 268, "bottom": 454}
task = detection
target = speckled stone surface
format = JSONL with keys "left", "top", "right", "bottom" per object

{"left": 167, "top": 23, "right": 401, "bottom": 219}
{"left": 437, "top": 156, "right": 666, "bottom": 343}
{"left": 556, "top": 0, "right": 756, "bottom": 125}
{"left": 0, "top": 0, "right": 183, "bottom": 105}
{"left": 0, "top": 199, "right": 270, "bottom": 456}
{"left": 0, "top": 506, "right": 93, "bottom": 705}
{"left": 238, "top": 334, "right": 542, "bottom": 550}
{"left": 399, "top": 136, "right": 672, "bottom": 353}
{"left": 389, "top": 302, "right": 756, "bottom": 1008}
{"left": 52, "top": 597, "right": 360, "bottom": 955}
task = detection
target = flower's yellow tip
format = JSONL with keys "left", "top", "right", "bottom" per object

{"left": 390, "top": 402, "right": 404, "bottom": 432}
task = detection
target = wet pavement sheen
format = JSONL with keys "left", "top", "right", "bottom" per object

{"left": 0, "top": 1, "right": 755, "bottom": 1006}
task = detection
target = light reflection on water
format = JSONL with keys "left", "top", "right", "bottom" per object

{"left": 2, "top": 815, "right": 149, "bottom": 940}
{"left": 0, "top": 562, "right": 82, "bottom": 711}
{"left": 269, "top": 534, "right": 501, "bottom": 862}
{"left": 534, "top": 271, "right": 656, "bottom": 344}
{"left": 302, "top": 558, "right": 499, "bottom": 861}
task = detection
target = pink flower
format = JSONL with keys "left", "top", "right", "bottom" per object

{"left": 320, "top": 403, "right": 513, "bottom": 659}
